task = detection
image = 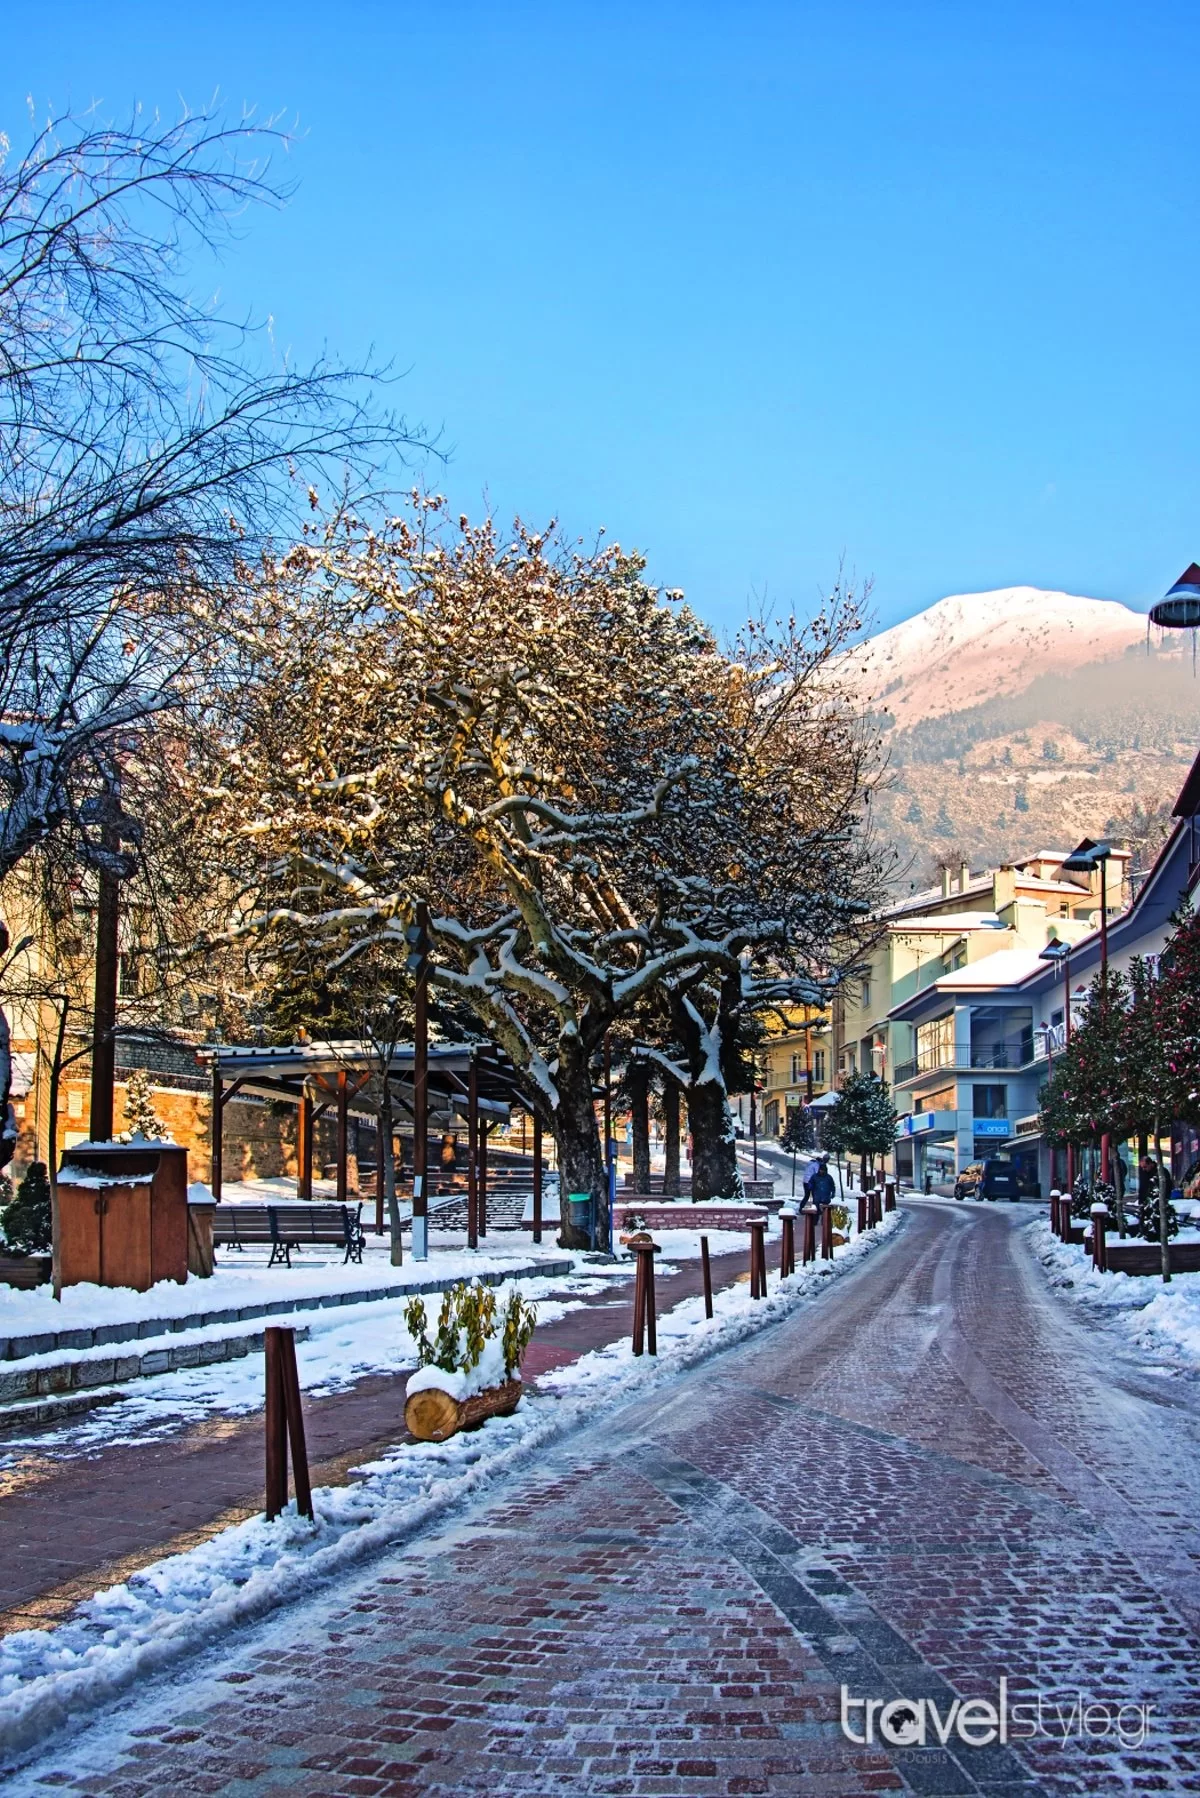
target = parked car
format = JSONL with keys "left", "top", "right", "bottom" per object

{"left": 954, "top": 1163, "right": 984, "bottom": 1200}
{"left": 979, "top": 1157, "right": 1021, "bottom": 1201}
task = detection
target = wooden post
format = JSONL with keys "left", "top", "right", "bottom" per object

{"left": 411, "top": 901, "right": 430, "bottom": 1260}
{"left": 802, "top": 1203, "right": 817, "bottom": 1264}
{"left": 479, "top": 1119, "right": 489, "bottom": 1238}
{"left": 856, "top": 1191, "right": 867, "bottom": 1235}
{"left": 264, "top": 1326, "right": 313, "bottom": 1521}
{"left": 532, "top": 1113, "right": 543, "bottom": 1244}
{"left": 296, "top": 1089, "right": 312, "bottom": 1200}
{"left": 89, "top": 845, "right": 120, "bottom": 1143}
{"left": 700, "top": 1233, "right": 713, "bottom": 1318}
{"left": 467, "top": 1059, "right": 479, "bottom": 1250}
{"left": 749, "top": 1218, "right": 767, "bottom": 1298}
{"left": 820, "top": 1205, "right": 834, "bottom": 1261}
{"left": 780, "top": 1208, "right": 796, "bottom": 1278}
{"left": 210, "top": 1065, "right": 223, "bottom": 1202}
{"left": 335, "top": 1072, "right": 349, "bottom": 1206}
{"left": 884, "top": 1179, "right": 896, "bottom": 1213}
{"left": 631, "top": 1240, "right": 658, "bottom": 1355}
{"left": 1090, "top": 1201, "right": 1108, "bottom": 1272}
{"left": 265, "top": 1326, "right": 286, "bottom": 1519}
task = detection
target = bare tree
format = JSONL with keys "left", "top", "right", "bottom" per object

{"left": 202, "top": 504, "right": 884, "bottom": 1240}
{"left": 0, "top": 100, "right": 427, "bottom": 1136}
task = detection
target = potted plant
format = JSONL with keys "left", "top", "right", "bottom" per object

{"left": 403, "top": 1280, "right": 537, "bottom": 1441}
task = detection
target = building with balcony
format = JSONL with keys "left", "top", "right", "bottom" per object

{"left": 885, "top": 760, "right": 1200, "bottom": 1193}
{"left": 756, "top": 1007, "right": 832, "bottom": 1136}
{"left": 832, "top": 850, "right": 1122, "bottom": 1116}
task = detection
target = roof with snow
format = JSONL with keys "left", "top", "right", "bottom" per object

{"left": 888, "top": 949, "right": 1048, "bottom": 1019}
{"left": 198, "top": 1040, "right": 520, "bottom": 1122}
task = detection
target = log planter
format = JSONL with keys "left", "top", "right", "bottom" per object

{"left": 404, "top": 1376, "right": 523, "bottom": 1443}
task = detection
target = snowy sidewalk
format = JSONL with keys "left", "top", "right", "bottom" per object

{"left": 1030, "top": 1213, "right": 1200, "bottom": 1370}
{"left": 0, "top": 1214, "right": 903, "bottom": 1759}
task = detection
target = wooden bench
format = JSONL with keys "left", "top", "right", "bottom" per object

{"left": 213, "top": 1203, "right": 366, "bottom": 1267}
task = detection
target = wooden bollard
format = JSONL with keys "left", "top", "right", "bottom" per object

{"left": 631, "top": 1238, "right": 660, "bottom": 1355}
{"left": 869, "top": 1188, "right": 882, "bottom": 1228}
{"left": 1050, "top": 1190, "right": 1063, "bottom": 1239}
{"left": 801, "top": 1202, "right": 817, "bottom": 1265}
{"left": 820, "top": 1204, "right": 834, "bottom": 1261}
{"left": 884, "top": 1180, "right": 896, "bottom": 1213}
{"left": 856, "top": 1191, "right": 868, "bottom": 1235}
{"left": 700, "top": 1233, "right": 714, "bottom": 1319}
{"left": 779, "top": 1206, "right": 796, "bottom": 1278}
{"left": 1090, "top": 1202, "right": 1108, "bottom": 1273}
{"left": 265, "top": 1326, "right": 313, "bottom": 1522}
{"left": 749, "top": 1218, "right": 768, "bottom": 1299}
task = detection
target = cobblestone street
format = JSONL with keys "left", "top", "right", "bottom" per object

{"left": 11, "top": 1199, "right": 1200, "bottom": 1797}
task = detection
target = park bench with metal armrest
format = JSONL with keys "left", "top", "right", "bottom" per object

{"left": 213, "top": 1202, "right": 366, "bottom": 1267}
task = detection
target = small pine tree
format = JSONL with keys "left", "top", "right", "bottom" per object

{"left": 1, "top": 1162, "right": 52, "bottom": 1255}
{"left": 1135, "top": 1174, "right": 1178, "bottom": 1245}
{"left": 824, "top": 1072, "right": 898, "bottom": 1189}
{"left": 781, "top": 1105, "right": 817, "bottom": 1196}
{"left": 781, "top": 1107, "right": 815, "bottom": 1154}
{"left": 123, "top": 1068, "right": 165, "bottom": 1140}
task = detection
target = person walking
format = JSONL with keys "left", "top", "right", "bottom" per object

{"left": 808, "top": 1156, "right": 836, "bottom": 1210}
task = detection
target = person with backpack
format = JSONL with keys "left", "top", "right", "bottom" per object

{"left": 806, "top": 1156, "right": 836, "bottom": 1209}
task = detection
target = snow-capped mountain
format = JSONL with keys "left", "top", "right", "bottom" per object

{"left": 856, "top": 584, "right": 1196, "bottom": 883}
{"left": 858, "top": 585, "right": 1147, "bottom": 730}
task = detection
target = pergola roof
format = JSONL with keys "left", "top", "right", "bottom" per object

{"left": 197, "top": 1040, "right": 521, "bottom": 1126}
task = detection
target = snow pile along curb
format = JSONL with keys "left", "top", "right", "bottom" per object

{"left": 0, "top": 1209, "right": 903, "bottom": 1761}
{"left": 1029, "top": 1216, "right": 1200, "bottom": 1367}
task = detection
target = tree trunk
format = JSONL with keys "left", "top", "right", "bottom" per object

{"left": 662, "top": 1077, "right": 681, "bottom": 1196}
{"left": 380, "top": 1085, "right": 402, "bottom": 1266}
{"left": 0, "top": 933, "right": 12, "bottom": 1172}
{"left": 629, "top": 1060, "right": 651, "bottom": 1193}
{"left": 553, "top": 1050, "right": 607, "bottom": 1249}
{"left": 687, "top": 1078, "right": 743, "bottom": 1201}
{"left": 859, "top": 1151, "right": 867, "bottom": 1193}
{"left": 43, "top": 998, "right": 71, "bottom": 1199}
{"left": 1154, "top": 1116, "right": 1171, "bottom": 1283}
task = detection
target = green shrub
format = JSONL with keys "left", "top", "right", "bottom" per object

{"left": 404, "top": 1281, "right": 537, "bottom": 1380}
{"left": 1, "top": 1163, "right": 52, "bottom": 1256}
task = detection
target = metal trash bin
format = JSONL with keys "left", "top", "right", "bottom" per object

{"left": 568, "top": 1192, "right": 593, "bottom": 1244}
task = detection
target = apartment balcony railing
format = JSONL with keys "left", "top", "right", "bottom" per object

{"left": 893, "top": 1034, "right": 1036, "bottom": 1085}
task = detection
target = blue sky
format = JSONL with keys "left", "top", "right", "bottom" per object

{"left": 5, "top": 3, "right": 1198, "bottom": 637}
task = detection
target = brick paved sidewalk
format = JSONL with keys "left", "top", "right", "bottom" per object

{"left": 12, "top": 1200, "right": 1200, "bottom": 1797}
{"left": 0, "top": 1242, "right": 752, "bottom": 1637}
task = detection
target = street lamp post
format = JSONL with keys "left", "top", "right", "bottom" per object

{"left": 1061, "top": 839, "right": 1115, "bottom": 1184}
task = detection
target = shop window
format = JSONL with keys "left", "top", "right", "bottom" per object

{"left": 973, "top": 1084, "right": 1007, "bottom": 1119}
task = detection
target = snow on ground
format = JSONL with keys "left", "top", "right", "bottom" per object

{"left": 1029, "top": 1216, "right": 1200, "bottom": 1369}
{"left": 0, "top": 1271, "right": 605, "bottom": 1456}
{"left": 0, "top": 1228, "right": 576, "bottom": 1338}
{"left": 0, "top": 1211, "right": 903, "bottom": 1760}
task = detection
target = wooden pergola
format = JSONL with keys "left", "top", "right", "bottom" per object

{"left": 197, "top": 1040, "right": 548, "bottom": 1246}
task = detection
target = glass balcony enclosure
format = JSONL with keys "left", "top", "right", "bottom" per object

{"left": 895, "top": 1005, "right": 1035, "bottom": 1085}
